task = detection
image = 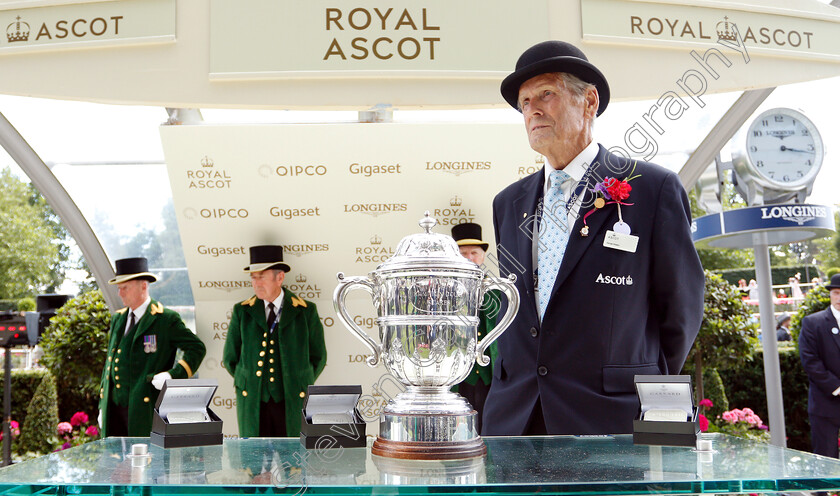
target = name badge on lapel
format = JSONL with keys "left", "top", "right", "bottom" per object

{"left": 144, "top": 335, "right": 157, "bottom": 353}
{"left": 603, "top": 230, "right": 639, "bottom": 253}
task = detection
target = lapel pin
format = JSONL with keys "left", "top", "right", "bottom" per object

{"left": 523, "top": 212, "right": 527, "bottom": 218}
{"left": 833, "top": 328, "right": 839, "bottom": 335}
{"left": 594, "top": 198, "right": 605, "bottom": 209}
{"left": 580, "top": 226, "right": 589, "bottom": 237}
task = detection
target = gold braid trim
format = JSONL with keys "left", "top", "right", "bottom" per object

{"left": 179, "top": 359, "right": 194, "bottom": 378}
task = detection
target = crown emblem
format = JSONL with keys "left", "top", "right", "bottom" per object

{"left": 201, "top": 155, "right": 214, "bottom": 168}
{"left": 295, "top": 274, "right": 307, "bottom": 283}
{"left": 535, "top": 155, "right": 545, "bottom": 164}
{"left": 716, "top": 16, "right": 737, "bottom": 42}
{"left": 6, "top": 16, "right": 30, "bottom": 43}
{"left": 450, "top": 195, "right": 463, "bottom": 207}
{"left": 370, "top": 235, "right": 382, "bottom": 245}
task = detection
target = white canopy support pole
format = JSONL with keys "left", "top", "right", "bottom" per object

{"left": 0, "top": 111, "right": 120, "bottom": 311}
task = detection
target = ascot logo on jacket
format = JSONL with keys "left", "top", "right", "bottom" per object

{"left": 595, "top": 273, "right": 634, "bottom": 286}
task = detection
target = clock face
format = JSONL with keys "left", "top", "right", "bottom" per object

{"left": 744, "top": 108, "right": 823, "bottom": 189}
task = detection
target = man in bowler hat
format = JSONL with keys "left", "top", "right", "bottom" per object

{"left": 450, "top": 222, "right": 500, "bottom": 434}
{"left": 485, "top": 40, "right": 704, "bottom": 435}
{"left": 800, "top": 274, "right": 840, "bottom": 458}
{"left": 223, "top": 245, "right": 327, "bottom": 437}
{"left": 99, "top": 257, "right": 206, "bottom": 436}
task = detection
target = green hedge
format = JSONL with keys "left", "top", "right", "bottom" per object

{"left": 17, "top": 372, "right": 59, "bottom": 454}
{"left": 718, "top": 349, "right": 810, "bottom": 451}
{"left": 0, "top": 368, "right": 51, "bottom": 423}
{"left": 714, "top": 265, "right": 821, "bottom": 287}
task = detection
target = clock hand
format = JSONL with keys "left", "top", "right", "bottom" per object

{"left": 780, "top": 145, "right": 813, "bottom": 153}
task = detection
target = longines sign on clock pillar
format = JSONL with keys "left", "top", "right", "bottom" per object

{"left": 160, "top": 123, "right": 536, "bottom": 436}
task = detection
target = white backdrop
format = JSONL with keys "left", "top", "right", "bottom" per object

{"left": 160, "top": 122, "right": 536, "bottom": 436}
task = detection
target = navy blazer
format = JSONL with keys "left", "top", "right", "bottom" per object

{"left": 800, "top": 307, "right": 840, "bottom": 418}
{"left": 484, "top": 145, "right": 704, "bottom": 435}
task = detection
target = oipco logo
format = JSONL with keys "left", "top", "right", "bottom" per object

{"left": 354, "top": 234, "right": 394, "bottom": 263}
{"left": 187, "top": 156, "right": 232, "bottom": 189}
{"left": 287, "top": 273, "right": 321, "bottom": 299}
{"left": 433, "top": 196, "right": 476, "bottom": 226}
{"left": 424, "top": 160, "right": 491, "bottom": 176}
{"left": 348, "top": 162, "right": 402, "bottom": 177}
{"left": 183, "top": 207, "right": 249, "bottom": 220}
{"left": 283, "top": 243, "right": 330, "bottom": 257}
{"left": 343, "top": 203, "right": 407, "bottom": 217}
{"left": 258, "top": 164, "right": 328, "bottom": 178}
{"left": 595, "top": 273, "right": 634, "bottom": 286}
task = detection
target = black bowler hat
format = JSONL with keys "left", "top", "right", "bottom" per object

{"left": 243, "top": 245, "right": 291, "bottom": 273}
{"left": 108, "top": 257, "right": 158, "bottom": 285}
{"left": 451, "top": 223, "right": 489, "bottom": 252}
{"left": 500, "top": 40, "right": 610, "bottom": 116}
{"left": 827, "top": 274, "right": 840, "bottom": 290}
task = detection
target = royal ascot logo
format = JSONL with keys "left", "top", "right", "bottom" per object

{"left": 354, "top": 234, "right": 394, "bottom": 263}
{"left": 283, "top": 243, "right": 330, "bottom": 257}
{"left": 348, "top": 162, "right": 403, "bottom": 177}
{"left": 630, "top": 14, "right": 816, "bottom": 50}
{"left": 183, "top": 207, "right": 249, "bottom": 220}
{"left": 424, "top": 160, "right": 491, "bottom": 177}
{"left": 433, "top": 196, "right": 476, "bottom": 226}
{"left": 6, "top": 16, "right": 29, "bottom": 42}
{"left": 186, "top": 156, "right": 232, "bottom": 189}
{"left": 197, "top": 280, "right": 251, "bottom": 292}
{"left": 196, "top": 245, "right": 246, "bottom": 257}
{"left": 595, "top": 273, "right": 634, "bottom": 286}
{"left": 269, "top": 206, "right": 322, "bottom": 220}
{"left": 5, "top": 13, "right": 126, "bottom": 43}
{"left": 343, "top": 203, "right": 408, "bottom": 217}
{"left": 518, "top": 155, "right": 544, "bottom": 178}
{"left": 286, "top": 273, "right": 321, "bottom": 299}
{"left": 760, "top": 205, "right": 827, "bottom": 226}
{"left": 258, "top": 163, "right": 328, "bottom": 178}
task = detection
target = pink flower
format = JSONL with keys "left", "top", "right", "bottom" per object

{"left": 57, "top": 422, "right": 73, "bottom": 436}
{"left": 85, "top": 425, "right": 99, "bottom": 437}
{"left": 70, "top": 411, "right": 89, "bottom": 427}
{"left": 699, "top": 399, "right": 713, "bottom": 408}
{"left": 698, "top": 414, "right": 709, "bottom": 432}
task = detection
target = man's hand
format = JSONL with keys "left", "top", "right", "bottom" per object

{"left": 152, "top": 372, "right": 172, "bottom": 390}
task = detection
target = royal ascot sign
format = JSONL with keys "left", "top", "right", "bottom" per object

{"left": 0, "top": 0, "right": 175, "bottom": 53}
{"left": 582, "top": 0, "right": 840, "bottom": 61}
{"left": 208, "top": 0, "right": 551, "bottom": 79}
{"left": 692, "top": 204, "right": 836, "bottom": 250}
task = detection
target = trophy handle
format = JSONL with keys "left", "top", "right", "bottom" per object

{"left": 333, "top": 272, "right": 381, "bottom": 367}
{"left": 475, "top": 273, "right": 519, "bottom": 367}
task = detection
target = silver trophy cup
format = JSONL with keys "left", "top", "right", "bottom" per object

{"left": 334, "top": 212, "right": 519, "bottom": 459}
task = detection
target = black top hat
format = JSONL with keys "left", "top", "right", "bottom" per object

{"left": 826, "top": 274, "right": 840, "bottom": 290}
{"left": 501, "top": 40, "right": 610, "bottom": 116}
{"left": 108, "top": 257, "right": 158, "bottom": 285}
{"left": 243, "top": 245, "right": 291, "bottom": 273}
{"left": 451, "top": 223, "right": 489, "bottom": 251}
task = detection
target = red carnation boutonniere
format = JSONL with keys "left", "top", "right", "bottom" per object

{"left": 580, "top": 163, "right": 641, "bottom": 237}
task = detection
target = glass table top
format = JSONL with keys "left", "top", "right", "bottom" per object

{"left": 1, "top": 434, "right": 840, "bottom": 495}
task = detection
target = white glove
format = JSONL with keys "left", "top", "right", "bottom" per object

{"left": 152, "top": 371, "right": 172, "bottom": 390}
{"left": 98, "top": 410, "right": 103, "bottom": 429}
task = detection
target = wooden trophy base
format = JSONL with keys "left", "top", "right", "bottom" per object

{"left": 371, "top": 437, "right": 487, "bottom": 460}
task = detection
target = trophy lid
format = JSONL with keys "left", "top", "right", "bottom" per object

{"left": 377, "top": 212, "right": 483, "bottom": 273}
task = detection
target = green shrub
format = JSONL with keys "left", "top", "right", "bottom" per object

{"left": 790, "top": 284, "right": 829, "bottom": 346}
{"left": 827, "top": 267, "right": 840, "bottom": 278}
{"left": 17, "top": 298, "right": 35, "bottom": 312}
{"left": 702, "top": 368, "right": 729, "bottom": 419}
{"left": 0, "top": 368, "right": 51, "bottom": 423}
{"left": 39, "top": 290, "right": 110, "bottom": 421}
{"left": 17, "top": 372, "right": 59, "bottom": 454}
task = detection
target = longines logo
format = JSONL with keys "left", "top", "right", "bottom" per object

{"left": 196, "top": 245, "right": 246, "bottom": 257}
{"left": 183, "top": 207, "right": 249, "bottom": 220}
{"left": 424, "top": 160, "right": 491, "bottom": 176}
{"left": 349, "top": 162, "right": 402, "bottom": 176}
{"left": 258, "top": 164, "right": 328, "bottom": 178}
{"left": 433, "top": 197, "right": 476, "bottom": 226}
{"left": 187, "top": 156, "right": 232, "bottom": 189}
{"left": 354, "top": 234, "right": 394, "bottom": 263}
{"left": 287, "top": 273, "right": 322, "bottom": 299}
{"left": 760, "top": 205, "right": 826, "bottom": 226}
{"left": 630, "top": 14, "right": 815, "bottom": 50}
{"left": 197, "top": 280, "right": 251, "bottom": 292}
{"left": 283, "top": 243, "right": 330, "bottom": 257}
{"left": 269, "top": 206, "right": 321, "bottom": 219}
{"left": 343, "top": 203, "right": 408, "bottom": 217}
{"left": 5, "top": 14, "right": 125, "bottom": 44}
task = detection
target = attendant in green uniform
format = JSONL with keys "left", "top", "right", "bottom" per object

{"left": 223, "top": 245, "right": 327, "bottom": 437}
{"left": 98, "top": 257, "right": 207, "bottom": 437}
{"left": 451, "top": 223, "right": 500, "bottom": 435}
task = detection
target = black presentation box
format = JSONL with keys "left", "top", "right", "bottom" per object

{"left": 150, "top": 378, "right": 224, "bottom": 449}
{"left": 300, "top": 385, "right": 366, "bottom": 449}
{"left": 632, "top": 375, "right": 699, "bottom": 447}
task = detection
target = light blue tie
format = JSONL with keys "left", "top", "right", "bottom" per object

{"left": 538, "top": 169, "right": 571, "bottom": 320}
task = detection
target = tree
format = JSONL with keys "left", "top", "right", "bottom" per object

{"left": 811, "top": 211, "right": 840, "bottom": 274}
{"left": 26, "top": 182, "right": 72, "bottom": 293}
{"left": 0, "top": 167, "right": 60, "bottom": 299}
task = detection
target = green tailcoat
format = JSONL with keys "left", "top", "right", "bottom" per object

{"left": 222, "top": 289, "right": 327, "bottom": 437}
{"left": 99, "top": 300, "right": 207, "bottom": 437}
{"left": 458, "top": 290, "right": 501, "bottom": 388}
